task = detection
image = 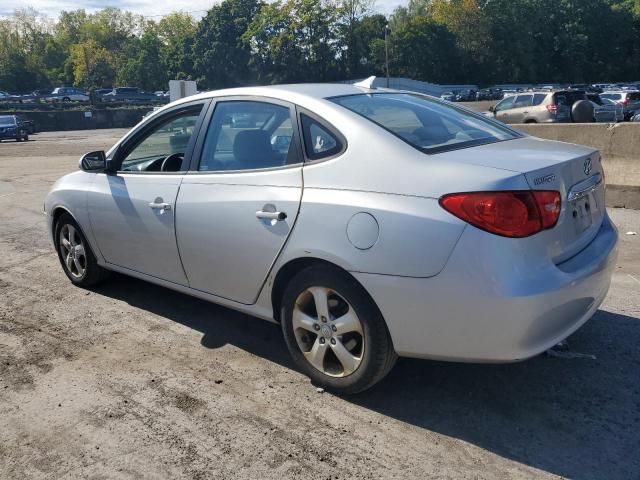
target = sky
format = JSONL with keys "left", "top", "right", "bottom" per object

{"left": 0, "top": 0, "right": 408, "bottom": 19}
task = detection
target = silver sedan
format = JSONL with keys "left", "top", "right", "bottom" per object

{"left": 45, "top": 83, "right": 618, "bottom": 393}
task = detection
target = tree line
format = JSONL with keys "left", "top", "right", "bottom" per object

{"left": 1, "top": 0, "right": 640, "bottom": 93}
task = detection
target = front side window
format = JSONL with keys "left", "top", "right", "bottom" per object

{"left": 331, "top": 93, "right": 516, "bottom": 154}
{"left": 120, "top": 107, "right": 202, "bottom": 172}
{"left": 199, "top": 101, "right": 295, "bottom": 172}
{"left": 495, "top": 96, "right": 515, "bottom": 112}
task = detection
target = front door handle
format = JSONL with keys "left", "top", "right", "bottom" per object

{"left": 149, "top": 201, "right": 172, "bottom": 211}
{"left": 256, "top": 210, "right": 287, "bottom": 221}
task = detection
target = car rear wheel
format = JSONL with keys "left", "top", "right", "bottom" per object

{"left": 281, "top": 265, "right": 396, "bottom": 394}
{"left": 55, "top": 213, "right": 109, "bottom": 287}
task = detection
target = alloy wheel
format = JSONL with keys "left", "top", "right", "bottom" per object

{"left": 59, "top": 224, "right": 87, "bottom": 279}
{"left": 292, "top": 286, "right": 365, "bottom": 377}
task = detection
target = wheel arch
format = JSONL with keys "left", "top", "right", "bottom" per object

{"left": 270, "top": 256, "right": 382, "bottom": 325}
{"left": 50, "top": 206, "right": 97, "bottom": 256}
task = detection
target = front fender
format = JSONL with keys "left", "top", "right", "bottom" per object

{"left": 45, "top": 171, "right": 103, "bottom": 263}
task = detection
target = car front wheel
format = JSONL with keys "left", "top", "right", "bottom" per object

{"left": 281, "top": 265, "right": 396, "bottom": 394}
{"left": 54, "top": 213, "right": 109, "bottom": 287}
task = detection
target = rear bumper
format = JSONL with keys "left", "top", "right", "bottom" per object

{"left": 354, "top": 214, "right": 618, "bottom": 362}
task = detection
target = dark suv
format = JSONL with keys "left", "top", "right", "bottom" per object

{"left": 0, "top": 115, "right": 29, "bottom": 142}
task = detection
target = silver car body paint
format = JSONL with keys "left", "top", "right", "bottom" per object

{"left": 45, "top": 83, "right": 618, "bottom": 362}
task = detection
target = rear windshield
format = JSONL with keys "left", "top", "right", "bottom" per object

{"left": 330, "top": 93, "right": 517, "bottom": 154}
{"left": 601, "top": 93, "right": 622, "bottom": 101}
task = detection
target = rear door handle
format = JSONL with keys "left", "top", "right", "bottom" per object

{"left": 256, "top": 210, "right": 287, "bottom": 221}
{"left": 149, "top": 202, "right": 172, "bottom": 211}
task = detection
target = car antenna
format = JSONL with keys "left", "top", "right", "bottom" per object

{"left": 354, "top": 76, "right": 377, "bottom": 90}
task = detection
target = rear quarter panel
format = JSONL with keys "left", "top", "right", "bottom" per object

{"left": 276, "top": 103, "right": 530, "bottom": 277}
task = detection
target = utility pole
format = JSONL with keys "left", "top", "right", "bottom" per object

{"left": 384, "top": 24, "right": 390, "bottom": 88}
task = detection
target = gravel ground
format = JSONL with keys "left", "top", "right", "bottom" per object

{"left": 1, "top": 130, "right": 639, "bottom": 479}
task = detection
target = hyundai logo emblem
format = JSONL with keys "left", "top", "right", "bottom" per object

{"left": 584, "top": 157, "right": 592, "bottom": 176}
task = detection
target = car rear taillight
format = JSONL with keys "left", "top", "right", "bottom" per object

{"left": 439, "top": 191, "right": 561, "bottom": 238}
{"left": 621, "top": 99, "right": 629, "bottom": 107}
{"left": 546, "top": 104, "right": 558, "bottom": 113}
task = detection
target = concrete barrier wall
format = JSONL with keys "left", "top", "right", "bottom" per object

{"left": 518, "top": 123, "right": 640, "bottom": 209}
{"left": 13, "top": 108, "right": 153, "bottom": 132}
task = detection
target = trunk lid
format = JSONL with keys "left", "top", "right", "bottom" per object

{"left": 437, "top": 136, "right": 606, "bottom": 262}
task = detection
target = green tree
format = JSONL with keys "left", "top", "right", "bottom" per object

{"left": 192, "top": 0, "right": 261, "bottom": 89}
{"left": 158, "top": 13, "right": 197, "bottom": 81}
{"left": 244, "top": 0, "right": 339, "bottom": 84}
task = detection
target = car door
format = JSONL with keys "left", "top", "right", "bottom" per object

{"left": 88, "top": 100, "right": 208, "bottom": 285}
{"left": 494, "top": 96, "right": 515, "bottom": 123}
{"left": 176, "top": 98, "right": 303, "bottom": 304}
{"left": 509, "top": 94, "right": 533, "bottom": 123}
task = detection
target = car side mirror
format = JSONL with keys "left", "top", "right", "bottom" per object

{"left": 79, "top": 150, "right": 106, "bottom": 171}
{"left": 489, "top": 105, "right": 496, "bottom": 113}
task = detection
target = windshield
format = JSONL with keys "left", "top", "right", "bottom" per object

{"left": 330, "top": 93, "right": 517, "bottom": 154}
{"left": 0, "top": 116, "right": 15, "bottom": 126}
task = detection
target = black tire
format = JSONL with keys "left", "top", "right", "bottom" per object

{"left": 23, "top": 131, "right": 28, "bottom": 141}
{"left": 281, "top": 265, "right": 397, "bottom": 394}
{"left": 54, "top": 213, "right": 109, "bottom": 287}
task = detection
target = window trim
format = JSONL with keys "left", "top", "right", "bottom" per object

{"left": 109, "top": 99, "right": 210, "bottom": 174}
{"left": 188, "top": 95, "right": 304, "bottom": 174}
{"left": 295, "top": 107, "right": 347, "bottom": 164}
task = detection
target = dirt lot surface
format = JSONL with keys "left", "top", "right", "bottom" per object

{"left": 1, "top": 130, "right": 639, "bottom": 479}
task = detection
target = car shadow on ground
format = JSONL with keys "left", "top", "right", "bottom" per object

{"left": 94, "top": 274, "right": 639, "bottom": 480}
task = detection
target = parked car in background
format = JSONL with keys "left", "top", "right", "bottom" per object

{"left": 456, "top": 89, "right": 476, "bottom": 101}
{"left": 440, "top": 91, "right": 456, "bottom": 102}
{"left": 45, "top": 83, "right": 617, "bottom": 393}
{"left": 94, "top": 88, "right": 114, "bottom": 97}
{"left": 45, "top": 87, "right": 89, "bottom": 103}
{"left": 600, "top": 91, "right": 640, "bottom": 120}
{"left": 487, "top": 91, "right": 571, "bottom": 123}
{"left": 101, "top": 87, "right": 160, "bottom": 103}
{"left": 0, "top": 90, "right": 23, "bottom": 102}
{"left": 26, "top": 89, "right": 55, "bottom": 102}
{"left": 587, "top": 94, "right": 624, "bottom": 123}
{"left": 0, "top": 115, "right": 30, "bottom": 142}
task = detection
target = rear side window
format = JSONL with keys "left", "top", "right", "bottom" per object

{"left": 532, "top": 94, "right": 547, "bottom": 106}
{"left": 331, "top": 93, "right": 516, "bottom": 154}
{"left": 601, "top": 93, "right": 622, "bottom": 101}
{"left": 199, "top": 101, "right": 296, "bottom": 171}
{"left": 513, "top": 95, "right": 533, "bottom": 108}
{"left": 300, "top": 114, "right": 343, "bottom": 160}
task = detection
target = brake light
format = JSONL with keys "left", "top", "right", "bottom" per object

{"left": 546, "top": 104, "right": 557, "bottom": 113}
{"left": 439, "top": 191, "right": 561, "bottom": 238}
{"left": 621, "top": 99, "right": 629, "bottom": 107}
